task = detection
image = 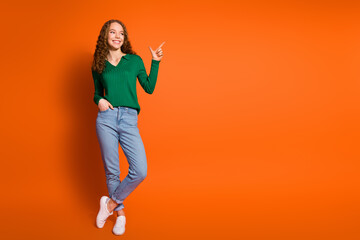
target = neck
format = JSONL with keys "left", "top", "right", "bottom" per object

{"left": 107, "top": 49, "right": 125, "bottom": 61}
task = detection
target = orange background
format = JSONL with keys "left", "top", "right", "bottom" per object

{"left": 1, "top": 0, "right": 359, "bottom": 239}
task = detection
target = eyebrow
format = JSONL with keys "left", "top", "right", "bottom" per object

{"left": 109, "top": 29, "right": 124, "bottom": 32}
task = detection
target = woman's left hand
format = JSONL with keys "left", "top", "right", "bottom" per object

{"left": 149, "top": 41, "right": 165, "bottom": 61}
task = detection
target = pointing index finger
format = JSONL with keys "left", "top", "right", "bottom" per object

{"left": 157, "top": 41, "right": 166, "bottom": 50}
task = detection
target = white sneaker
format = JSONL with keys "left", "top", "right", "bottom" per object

{"left": 96, "top": 196, "right": 113, "bottom": 228}
{"left": 113, "top": 215, "right": 126, "bottom": 235}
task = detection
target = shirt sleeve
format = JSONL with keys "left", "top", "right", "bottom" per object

{"left": 136, "top": 56, "right": 160, "bottom": 94}
{"left": 92, "top": 70, "right": 104, "bottom": 105}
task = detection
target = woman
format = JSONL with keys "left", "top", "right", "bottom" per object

{"left": 91, "top": 19, "right": 164, "bottom": 235}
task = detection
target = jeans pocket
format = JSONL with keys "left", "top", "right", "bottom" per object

{"left": 128, "top": 108, "right": 137, "bottom": 116}
{"left": 99, "top": 107, "right": 110, "bottom": 113}
{"left": 123, "top": 108, "right": 138, "bottom": 127}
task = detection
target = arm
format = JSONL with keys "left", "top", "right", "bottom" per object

{"left": 92, "top": 70, "right": 104, "bottom": 105}
{"left": 137, "top": 56, "right": 160, "bottom": 94}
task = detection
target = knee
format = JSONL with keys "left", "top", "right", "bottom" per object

{"left": 137, "top": 169, "right": 147, "bottom": 182}
{"left": 131, "top": 168, "right": 147, "bottom": 182}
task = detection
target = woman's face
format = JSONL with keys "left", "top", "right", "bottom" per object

{"left": 107, "top": 22, "right": 125, "bottom": 50}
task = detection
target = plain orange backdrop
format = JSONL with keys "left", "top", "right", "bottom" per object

{"left": 0, "top": 0, "right": 359, "bottom": 239}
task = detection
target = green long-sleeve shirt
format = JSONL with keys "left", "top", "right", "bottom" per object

{"left": 92, "top": 53, "right": 160, "bottom": 115}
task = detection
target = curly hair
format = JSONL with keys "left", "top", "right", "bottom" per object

{"left": 91, "top": 19, "right": 137, "bottom": 74}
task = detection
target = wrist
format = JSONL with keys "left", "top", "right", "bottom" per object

{"left": 98, "top": 98, "right": 105, "bottom": 105}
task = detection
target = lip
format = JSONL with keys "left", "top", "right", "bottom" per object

{"left": 113, "top": 40, "right": 121, "bottom": 44}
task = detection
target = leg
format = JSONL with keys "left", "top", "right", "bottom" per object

{"left": 111, "top": 110, "right": 147, "bottom": 205}
{"left": 96, "top": 118, "right": 124, "bottom": 211}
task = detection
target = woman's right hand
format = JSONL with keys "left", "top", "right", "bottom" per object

{"left": 98, "top": 99, "right": 114, "bottom": 111}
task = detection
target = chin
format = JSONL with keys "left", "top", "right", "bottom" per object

{"left": 110, "top": 45, "right": 122, "bottom": 50}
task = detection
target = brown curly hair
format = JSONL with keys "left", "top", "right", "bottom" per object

{"left": 91, "top": 19, "right": 137, "bottom": 74}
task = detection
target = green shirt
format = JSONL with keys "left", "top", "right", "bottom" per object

{"left": 92, "top": 53, "right": 160, "bottom": 115}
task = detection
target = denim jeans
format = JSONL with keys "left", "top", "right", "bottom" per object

{"left": 95, "top": 106, "right": 147, "bottom": 211}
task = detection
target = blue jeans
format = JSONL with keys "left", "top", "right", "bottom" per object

{"left": 95, "top": 106, "right": 147, "bottom": 211}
